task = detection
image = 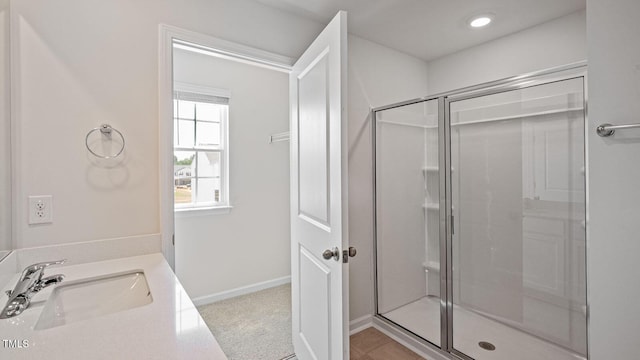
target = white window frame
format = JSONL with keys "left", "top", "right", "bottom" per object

{"left": 173, "top": 81, "right": 232, "bottom": 215}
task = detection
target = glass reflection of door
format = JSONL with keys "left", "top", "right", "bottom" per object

{"left": 448, "top": 77, "right": 588, "bottom": 360}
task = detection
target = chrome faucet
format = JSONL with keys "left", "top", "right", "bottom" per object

{"left": 0, "top": 260, "right": 66, "bottom": 319}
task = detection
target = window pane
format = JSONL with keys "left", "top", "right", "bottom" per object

{"left": 174, "top": 151, "right": 195, "bottom": 171}
{"left": 173, "top": 93, "right": 228, "bottom": 208}
{"left": 197, "top": 151, "right": 221, "bottom": 178}
{"left": 196, "top": 121, "right": 221, "bottom": 147}
{"left": 177, "top": 100, "right": 196, "bottom": 120}
{"left": 196, "top": 178, "right": 221, "bottom": 203}
{"left": 174, "top": 179, "right": 192, "bottom": 204}
{"left": 178, "top": 120, "right": 195, "bottom": 147}
{"left": 197, "top": 103, "right": 224, "bottom": 122}
{"left": 174, "top": 151, "right": 194, "bottom": 204}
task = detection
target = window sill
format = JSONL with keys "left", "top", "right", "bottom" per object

{"left": 174, "top": 205, "right": 233, "bottom": 218}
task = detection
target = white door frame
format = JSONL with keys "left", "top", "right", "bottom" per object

{"left": 157, "top": 24, "right": 294, "bottom": 269}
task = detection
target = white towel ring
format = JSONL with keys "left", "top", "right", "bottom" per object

{"left": 85, "top": 124, "right": 125, "bottom": 159}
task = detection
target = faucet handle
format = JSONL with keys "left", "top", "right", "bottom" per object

{"left": 32, "top": 259, "right": 66, "bottom": 268}
{"left": 20, "top": 260, "right": 67, "bottom": 280}
{"left": 26, "top": 259, "right": 66, "bottom": 271}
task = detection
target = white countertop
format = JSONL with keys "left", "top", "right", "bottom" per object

{"left": 0, "top": 253, "right": 227, "bottom": 359}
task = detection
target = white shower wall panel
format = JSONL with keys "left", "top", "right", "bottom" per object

{"left": 376, "top": 121, "right": 427, "bottom": 314}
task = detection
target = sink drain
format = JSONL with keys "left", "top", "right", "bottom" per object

{"left": 478, "top": 341, "right": 496, "bottom": 351}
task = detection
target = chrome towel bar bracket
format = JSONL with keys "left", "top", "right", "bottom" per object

{"left": 596, "top": 123, "right": 640, "bottom": 137}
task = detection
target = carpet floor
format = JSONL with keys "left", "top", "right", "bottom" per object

{"left": 197, "top": 284, "right": 295, "bottom": 360}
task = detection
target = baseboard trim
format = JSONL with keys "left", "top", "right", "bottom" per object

{"left": 349, "top": 314, "right": 374, "bottom": 335}
{"left": 192, "top": 275, "right": 291, "bottom": 306}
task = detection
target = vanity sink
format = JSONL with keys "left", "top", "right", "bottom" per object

{"left": 35, "top": 270, "right": 152, "bottom": 330}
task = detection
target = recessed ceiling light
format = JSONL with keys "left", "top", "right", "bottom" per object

{"left": 469, "top": 15, "right": 493, "bottom": 28}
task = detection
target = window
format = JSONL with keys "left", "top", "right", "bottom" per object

{"left": 173, "top": 84, "right": 230, "bottom": 210}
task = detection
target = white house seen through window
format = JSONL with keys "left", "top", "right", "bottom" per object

{"left": 174, "top": 88, "right": 229, "bottom": 208}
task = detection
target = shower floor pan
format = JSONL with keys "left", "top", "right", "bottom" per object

{"left": 383, "top": 297, "right": 586, "bottom": 360}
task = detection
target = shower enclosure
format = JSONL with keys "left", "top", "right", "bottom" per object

{"left": 373, "top": 65, "right": 587, "bottom": 360}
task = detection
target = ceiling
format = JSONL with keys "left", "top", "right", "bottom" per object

{"left": 252, "top": 0, "right": 586, "bottom": 61}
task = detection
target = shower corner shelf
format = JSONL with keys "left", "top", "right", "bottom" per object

{"left": 422, "top": 203, "right": 454, "bottom": 211}
{"left": 422, "top": 261, "right": 441, "bottom": 272}
{"left": 422, "top": 203, "right": 439, "bottom": 211}
{"left": 422, "top": 166, "right": 454, "bottom": 175}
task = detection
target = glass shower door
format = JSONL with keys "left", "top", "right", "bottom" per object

{"left": 448, "top": 78, "right": 587, "bottom": 360}
{"left": 375, "top": 99, "right": 442, "bottom": 347}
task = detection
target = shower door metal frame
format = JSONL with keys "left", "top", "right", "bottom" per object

{"left": 371, "top": 96, "right": 456, "bottom": 358}
{"left": 371, "top": 95, "right": 444, "bottom": 352}
{"left": 443, "top": 66, "right": 589, "bottom": 360}
{"left": 371, "top": 61, "right": 589, "bottom": 360}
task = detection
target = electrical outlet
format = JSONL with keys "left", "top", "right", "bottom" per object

{"left": 28, "top": 195, "right": 53, "bottom": 225}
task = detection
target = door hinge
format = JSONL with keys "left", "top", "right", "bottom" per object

{"left": 172, "top": 234, "right": 175, "bottom": 246}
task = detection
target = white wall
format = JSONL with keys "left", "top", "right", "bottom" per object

{"left": 173, "top": 48, "right": 290, "bottom": 299}
{"left": 11, "top": 0, "right": 322, "bottom": 249}
{"left": 586, "top": 1, "right": 640, "bottom": 358}
{"left": 348, "top": 35, "right": 429, "bottom": 320}
{"left": 427, "top": 10, "right": 586, "bottom": 94}
{"left": 0, "top": 0, "right": 10, "bottom": 252}
{"left": 9, "top": 0, "right": 430, "bottom": 325}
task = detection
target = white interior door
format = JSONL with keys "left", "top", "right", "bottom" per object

{"left": 290, "top": 11, "right": 349, "bottom": 360}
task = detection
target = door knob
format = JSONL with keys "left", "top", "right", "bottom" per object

{"left": 322, "top": 247, "right": 340, "bottom": 261}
